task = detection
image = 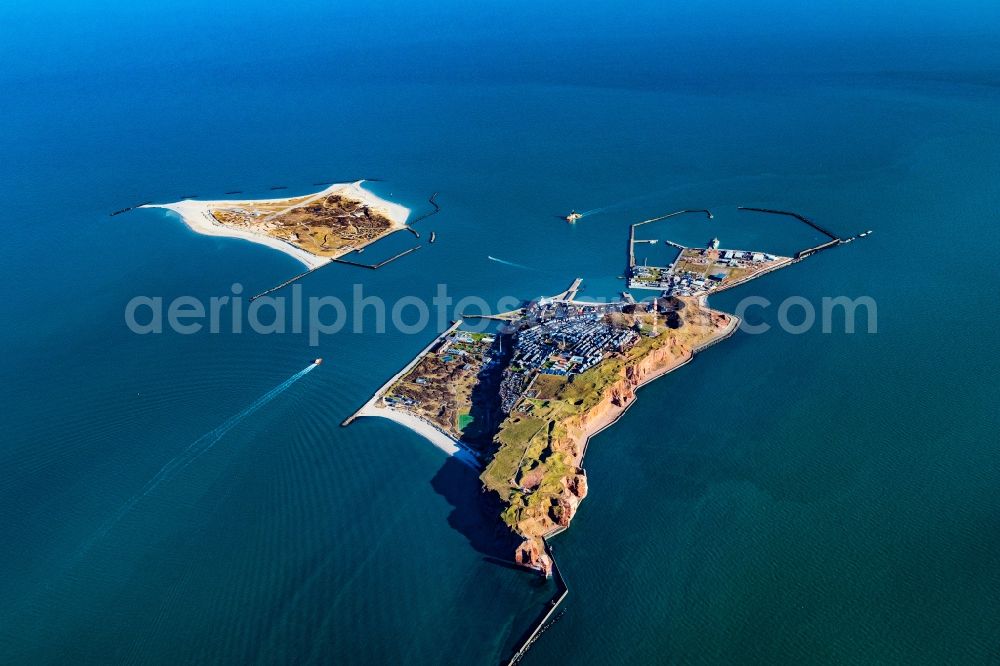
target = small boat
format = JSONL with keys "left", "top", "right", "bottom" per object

{"left": 314, "top": 358, "right": 323, "bottom": 365}
{"left": 429, "top": 231, "right": 437, "bottom": 243}
{"left": 565, "top": 211, "right": 582, "bottom": 223}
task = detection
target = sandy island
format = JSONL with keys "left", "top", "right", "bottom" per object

{"left": 142, "top": 181, "right": 410, "bottom": 270}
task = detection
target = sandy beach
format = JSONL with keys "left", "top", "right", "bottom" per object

{"left": 356, "top": 403, "right": 462, "bottom": 455}
{"left": 142, "top": 181, "right": 411, "bottom": 270}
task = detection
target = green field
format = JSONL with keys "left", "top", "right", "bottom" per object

{"left": 457, "top": 412, "right": 475, "bottom": 431}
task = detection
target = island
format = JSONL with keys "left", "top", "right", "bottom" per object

{"left": 142, "top": 181, "right": 411, "bottom": 270}
{"left": 343, "top": 276, "right": 737, "bottom": 576}
{"left": 344, "top": 206, "right": 850, "bottom": 583}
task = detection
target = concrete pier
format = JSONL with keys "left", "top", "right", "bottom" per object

{"left": 564, "top": 278, "right": 583, "bottom": 301}
{"left": 795, "top": 238, "right": 840, "bottom": 260}
{"left": 629, "top": 209, "right": 712, "bottom": 270}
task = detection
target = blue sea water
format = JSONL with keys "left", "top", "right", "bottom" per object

{"left": 2, "top": 2, "right": 1000, "bottom": 663}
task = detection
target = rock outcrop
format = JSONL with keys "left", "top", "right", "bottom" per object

{"left": 515, "top": 537, "right": 553, "bottom": 577}
{"left": 487, "top": 305, "right": 735, "bottom": 573}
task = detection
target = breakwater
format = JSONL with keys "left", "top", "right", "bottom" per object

{"left": 249, "top": 241, "right": 420, "bottom": 300}
{"left": 402, "top": 191, "right": 440, "bottom": 240}
{"left": 249, "top": 266, "right": 322, "bottom": 302}
{"left": 108, "top": 200, "right": 151, "bottom": 217}
{"left": 410, "top": 192, "right": 441, "bottom": 225}
{"left": 505, "top": 541, "right": 569, "bottom": 666}
{"left": 737, "top": 206, "right": 840, "bottom": 241}
{"left": 331, "top": 245, "right": 421, "bottom": 270}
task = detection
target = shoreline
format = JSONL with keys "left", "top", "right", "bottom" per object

{"left": 342, "top": 321, "right": 488, "bottom": 466}
{"left": 141, "top": 181, "right": 411, "bottom": 270}
{"left": 354, "top": 403, "right": 462, "bottom": 457}
{"left": 570, "top": 310, "right": 739, "bottom": 471}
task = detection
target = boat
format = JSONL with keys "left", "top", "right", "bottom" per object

{"left": 314, "top": 358, "right": 323, "bottom": 365}
{"left": 429, "top": 231, "right": 436, "bottom": 243}
{"left": 564, "top": 211, "right": 582, "bottom": 223}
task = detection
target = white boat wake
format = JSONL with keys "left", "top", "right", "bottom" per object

{"left": 81, "top": 363, "right": 317, "bottom": 550}
{"left": 488, "top": 255, "right": 533, "bottom": 270}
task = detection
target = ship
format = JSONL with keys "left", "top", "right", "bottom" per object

{"left": 564, "top": 211, "right": 582, "bottom": 223}
{"left": 314, "top": 358, "right": 323, "bottom": 365}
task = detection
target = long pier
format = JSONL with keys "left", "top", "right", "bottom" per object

{"left": 628, "top": 222, "right": 636, "bottom": 267}
{"left": 632, "top": 208, "right": 713, "bottom": 229}
{"left": 563, "top": 278, "right": 583, "bottom": 301}
{"left": 795, "top": 238, "right": 841, "bottom": 260}
{"left": 629, "top": 209, "right": 713, "bottom": 269}
{"left": 505, "top": 541, "right": 569, "bottom": 666}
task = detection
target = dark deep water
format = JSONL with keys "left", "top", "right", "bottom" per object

{"left": 2, "top": 2, "right": 1000, "bottom": 663}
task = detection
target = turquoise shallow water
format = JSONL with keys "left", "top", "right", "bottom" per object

{"left": 2, "top": 10, "right": 1000, "bottom": 664}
